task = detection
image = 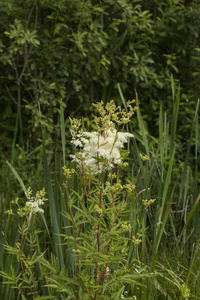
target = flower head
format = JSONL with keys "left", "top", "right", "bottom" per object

{"left": 71, "top": 128, "right": 133, "bottom": 175}
{"left": 25, "top": 187, "right": 48, "bottom": 214}
{"left": 70, "top": 100, "right": 136, "bottom": 176}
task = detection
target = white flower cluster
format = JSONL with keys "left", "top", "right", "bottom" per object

{"left": 25, "top": 188, "right": 48, "bottom": 214}
{"left": 71, "top": 128, "right": 134, "bottom": 175}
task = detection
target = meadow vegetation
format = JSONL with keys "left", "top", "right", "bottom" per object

{"left": 0, "top": 0, "right": 200, "bottom": 299}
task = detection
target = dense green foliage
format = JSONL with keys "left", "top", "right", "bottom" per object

{"left": 0, "top": 0, "right": 200, "bottom": 299}
{"left": 0, "top": 0, "right": 200, "bottom": 144}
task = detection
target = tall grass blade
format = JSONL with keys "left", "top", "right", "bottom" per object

{"left": 193, "top": 99, "right": 199, "bottom": 239}
{"left": 150, "top": 148, "right": 175, "bottom": 272}
{"left": 171, "top": 74, "right": 175, "bottom": 101}
{"left": 6, "top": 107, "right": 19, "bottom": 199}
{"left": 170, "top": 84, "right": 180, "bottom": 156}
{"left": 6, "top": 161, "right": 27, "bottom": 194}
{"left": 178, "top": 193, "right": 200, "bottom": 243}
{"left": 161, "top": 147, "right": 175, "bottom": 210}
{"left": 154, "top": 186, "right": 175, "bottom": 255}
{"left": 159, "top": 105, "right": 164, "bottom": 181}
{"left": 180, "top": 237, "right": 200, "bottom": 300}
{"left": 60, "top": 100, "right": 66, "bottom": 166}
{"left": 179, "top": 99, "right": 200, "bottom": 211}
{"left": 42, "top": 134, "right": 64, "bottom": 270}
{"left": 117, "top": 83, "right": 127, "bottom": 110}
{"left": 135, "top": 93, "right": 151, "bottom": 169}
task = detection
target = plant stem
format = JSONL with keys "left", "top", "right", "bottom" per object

{"left": 98, "top": 175, "right": 104, "bottom": 251}
{"left": 20, "top": 218, "right": 25, "bottom": 300}
{"left": 65, "top": 181, "right": 81, "bottom": 282}
{"left": 66, "top": 183, "right": 78, "bottom": 234}
{"left": 78, "top": 185, "right": 86, "bottom": 237}
{"left": 94, "top": 174, "right": 104, "bottom": 299}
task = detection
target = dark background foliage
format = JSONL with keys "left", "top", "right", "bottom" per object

{"left": 1, "top": 0, "right": 200, "bottom": 149}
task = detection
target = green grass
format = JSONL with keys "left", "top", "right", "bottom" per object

{"left": 0, "top": 87, "right": 199, "bottom": 299}
{"left": 117, "top": 83, "right": 200, "bottom": 299}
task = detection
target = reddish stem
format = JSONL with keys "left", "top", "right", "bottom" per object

{"left": 94, "top": 175, "right": 104, "bottom": 299}
{"left": 20, "top": 218, "right": 25, "bottom": 300}
{"left": 78, "top": 185, "right": 86, "bottom": 237}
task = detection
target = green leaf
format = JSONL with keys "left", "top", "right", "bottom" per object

{"left": 6, "top": 161, "right": 27, "bottom": 195}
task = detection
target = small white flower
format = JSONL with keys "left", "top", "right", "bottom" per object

{"left": 25, "top": 188, "right": 48, "bottom": 214}
{"left": 135, "top": 268, "right": 139, "bottom": 273}
{"left": 26, "top": 201, "right": 44, "bottom": 214}
{"left": 72, "top": 139, "right": 82, "bottom": 147}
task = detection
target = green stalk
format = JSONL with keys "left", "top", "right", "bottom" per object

{"left": 94, "top": 175, "right": 104, "bottom": 300}
{"left": 178, "top": 99, "right": 199, "bottom": 211}
{"left": 178, "top": 193, "right": 200, "bottom": 243}
{"left": 180, "top": 237, "right": 200, "bottom": 300}
{"left": 135, "top": 93, "right": 151, "bottom": 170}
{"left": 170, "top": 83, "right": 180, "bottom": 157}
{"left": 60, "top": 100, "right": 66, "bottom": 166}
{"left": 42, "top": 134, "right": 64, "bottom": 271}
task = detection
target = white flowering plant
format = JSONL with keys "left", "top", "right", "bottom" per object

{"left": 0, "top": 188, "right": 49, "bottom": 299}
{"left": 40, "top": 100, "right": 156, "bottom": 299}
{"left": 70, "top": 100, "right": 135, "bottom": 177}
{"left": 0, "top": 100, "right": 193, "bottom": 299}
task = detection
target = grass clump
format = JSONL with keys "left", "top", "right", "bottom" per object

{"left": 0, "top": 97, "right": 199, "bottom": 300}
